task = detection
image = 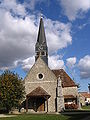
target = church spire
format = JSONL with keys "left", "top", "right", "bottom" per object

{"left": 37, "top": 17, "right": 46, "bottom": 44}
{"left": 35, "top": 18, "right": 48, "bottom": 65}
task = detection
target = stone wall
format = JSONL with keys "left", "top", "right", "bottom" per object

{"left": 63, "top": 87, "right": 78, "bottom": 96}
{"left": 57, "top": 77, "right": 64, "bottom": 112}
{"left": 63, "top": 86, "right": 81, "bottom": 109}
{"left": 79, "top": 94, "right": 85, "bottom": 106}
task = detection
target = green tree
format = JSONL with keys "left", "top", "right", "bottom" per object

{"left": 0, "top": 70, "right": 25, "bottom": 112}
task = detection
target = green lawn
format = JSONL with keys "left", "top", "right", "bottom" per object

{"left": 0, "top": 114, "right": 89, "bottom": 120}
{"left": 82, "top": 105, "right": 90, "bottom": 110}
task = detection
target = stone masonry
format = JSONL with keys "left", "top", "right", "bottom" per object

{"left": 24, "top": 57, "right": 57, "bottom": 112}
{"left": 57, "top": 76, "right": 65, "bottom": 112}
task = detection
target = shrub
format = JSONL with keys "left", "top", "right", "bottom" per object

{"left": 0, "top": 70, "right": 25, "bottom": 112}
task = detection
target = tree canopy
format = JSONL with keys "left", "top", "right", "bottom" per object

{"left": 0, "top": 70, "right": 25, "bottom": 112}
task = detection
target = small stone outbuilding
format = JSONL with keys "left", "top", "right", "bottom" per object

{"left": 79, "top": 92, "right": 90, "bottom": 106}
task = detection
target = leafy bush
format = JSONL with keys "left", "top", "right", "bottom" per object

{"left": 0, "top": 70, "right": 25, "bottom": 112}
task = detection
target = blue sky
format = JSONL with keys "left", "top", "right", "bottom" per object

{"left": 0, "top": 0, "right": 90, "bottom": 92}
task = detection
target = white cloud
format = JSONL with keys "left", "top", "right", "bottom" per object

{"left": 44, "top": 19, "right": 72, "bottom": 54}
{"left": 14, "top": 55, "right": 65, "bottom": 71}
{"left": 24, "top": 0, "right": 40, "bottom": 10}
{"left": 78, "top": 23, "right": 88, "bottom": 29}
{"left": 24, "top": 0, "right": 48, "bottom": 10}
{"left": 78, "top": 55, "right": 90, "bottom": 79}
{"left": 0, "top": 9, "right": 37, "bottom": 69}
{"left": 66, "top": 57, "right": 77, "bottom": 68}
{"left": 17, "top": 56, "right": 35, "bottom": 71}
{"left": 0, "top": 0, "right": 72, "bottom": 70}
{"left": 0, "top": 0, "right": 26, "bottom": 17}
{"left": 48, "top": 55, "right": 65, "bottom": 69}
{"left": 59, "top": 0, "right": 90, "bottom": 20}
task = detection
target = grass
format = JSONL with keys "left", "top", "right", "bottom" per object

{"left": 0, "top": 114, "right": 89, "bottom": 120}
{"left": 82, "top": 105, "right": 90, "bottom": 110}
{"left": 0, "top": 114, "right": 69, "bottom": 120}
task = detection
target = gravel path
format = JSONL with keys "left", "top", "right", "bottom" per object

{"left": 0, "top": 114, "right": 16, "bottom": 118}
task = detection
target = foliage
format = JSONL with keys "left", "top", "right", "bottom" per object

{"left": 0, "top": 70, "right": 25, "bottom": 112}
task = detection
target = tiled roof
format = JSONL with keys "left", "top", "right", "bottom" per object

{"left": 64, "top": 95, "right": 76, "bottom": 99}
{"left": 26, "top": 87, "right": 50, "bottom": 98}
{"left": 79, "top": 92, "right": 90, "bottom": 98}
{"left": 52, "top": 69, "right": 77, "bottom": 87}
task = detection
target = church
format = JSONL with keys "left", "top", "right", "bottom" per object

{"left": 24, "top": 18, "right": 80, "bottom": 113}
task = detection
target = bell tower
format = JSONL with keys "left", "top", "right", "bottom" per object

{"left": 35, "top": 18, "right": 48, "bottom": 65}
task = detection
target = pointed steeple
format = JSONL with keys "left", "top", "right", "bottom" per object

{"left": 35, "top": 17, "right": 48, "bottom": 65}
{"left": 37, "top": 17, "right": 46, "bottom": 44}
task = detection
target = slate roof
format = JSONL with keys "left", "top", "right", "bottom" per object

{"left": 79, "top": 92, "right": 90, "bottom": 98}
{"left": 52, "top": 69, "right": 77, "bottom": 87}
{"left": 37, "top": 18, "right": 47, "bottom": 44}
{"left": 26, "top": 87, "right": 50, "bottom": 98}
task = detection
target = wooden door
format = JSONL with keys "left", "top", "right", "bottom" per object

{"left": 37, "top": 97, "right": 45, "bottom": 111}
{"left": 37, "top": 102, "right": 44, "bottom": 111}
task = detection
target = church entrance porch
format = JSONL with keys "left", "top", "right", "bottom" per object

{"left": 26, "top": 87, "right": 50, "bottom": 113}
{"left": 28, "top": 97, "right": 45, "bottom": 112}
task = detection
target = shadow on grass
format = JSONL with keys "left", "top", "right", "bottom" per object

{"left": 63, "top": 113, "right": 90, "bottom": 120}
{"left": 62, "top": 109, "right": 90, "bottom": 120}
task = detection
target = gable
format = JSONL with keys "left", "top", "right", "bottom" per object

{"left": 24, "top": 57, "right": 57, "bottom": 83}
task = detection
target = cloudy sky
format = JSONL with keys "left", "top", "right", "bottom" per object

{"left": 0, "top": 0, "right": 90, "bottom": 91}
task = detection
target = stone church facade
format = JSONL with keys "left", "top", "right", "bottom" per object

{"left": 24, "top": 18, "right": 80, "bottom": 113}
